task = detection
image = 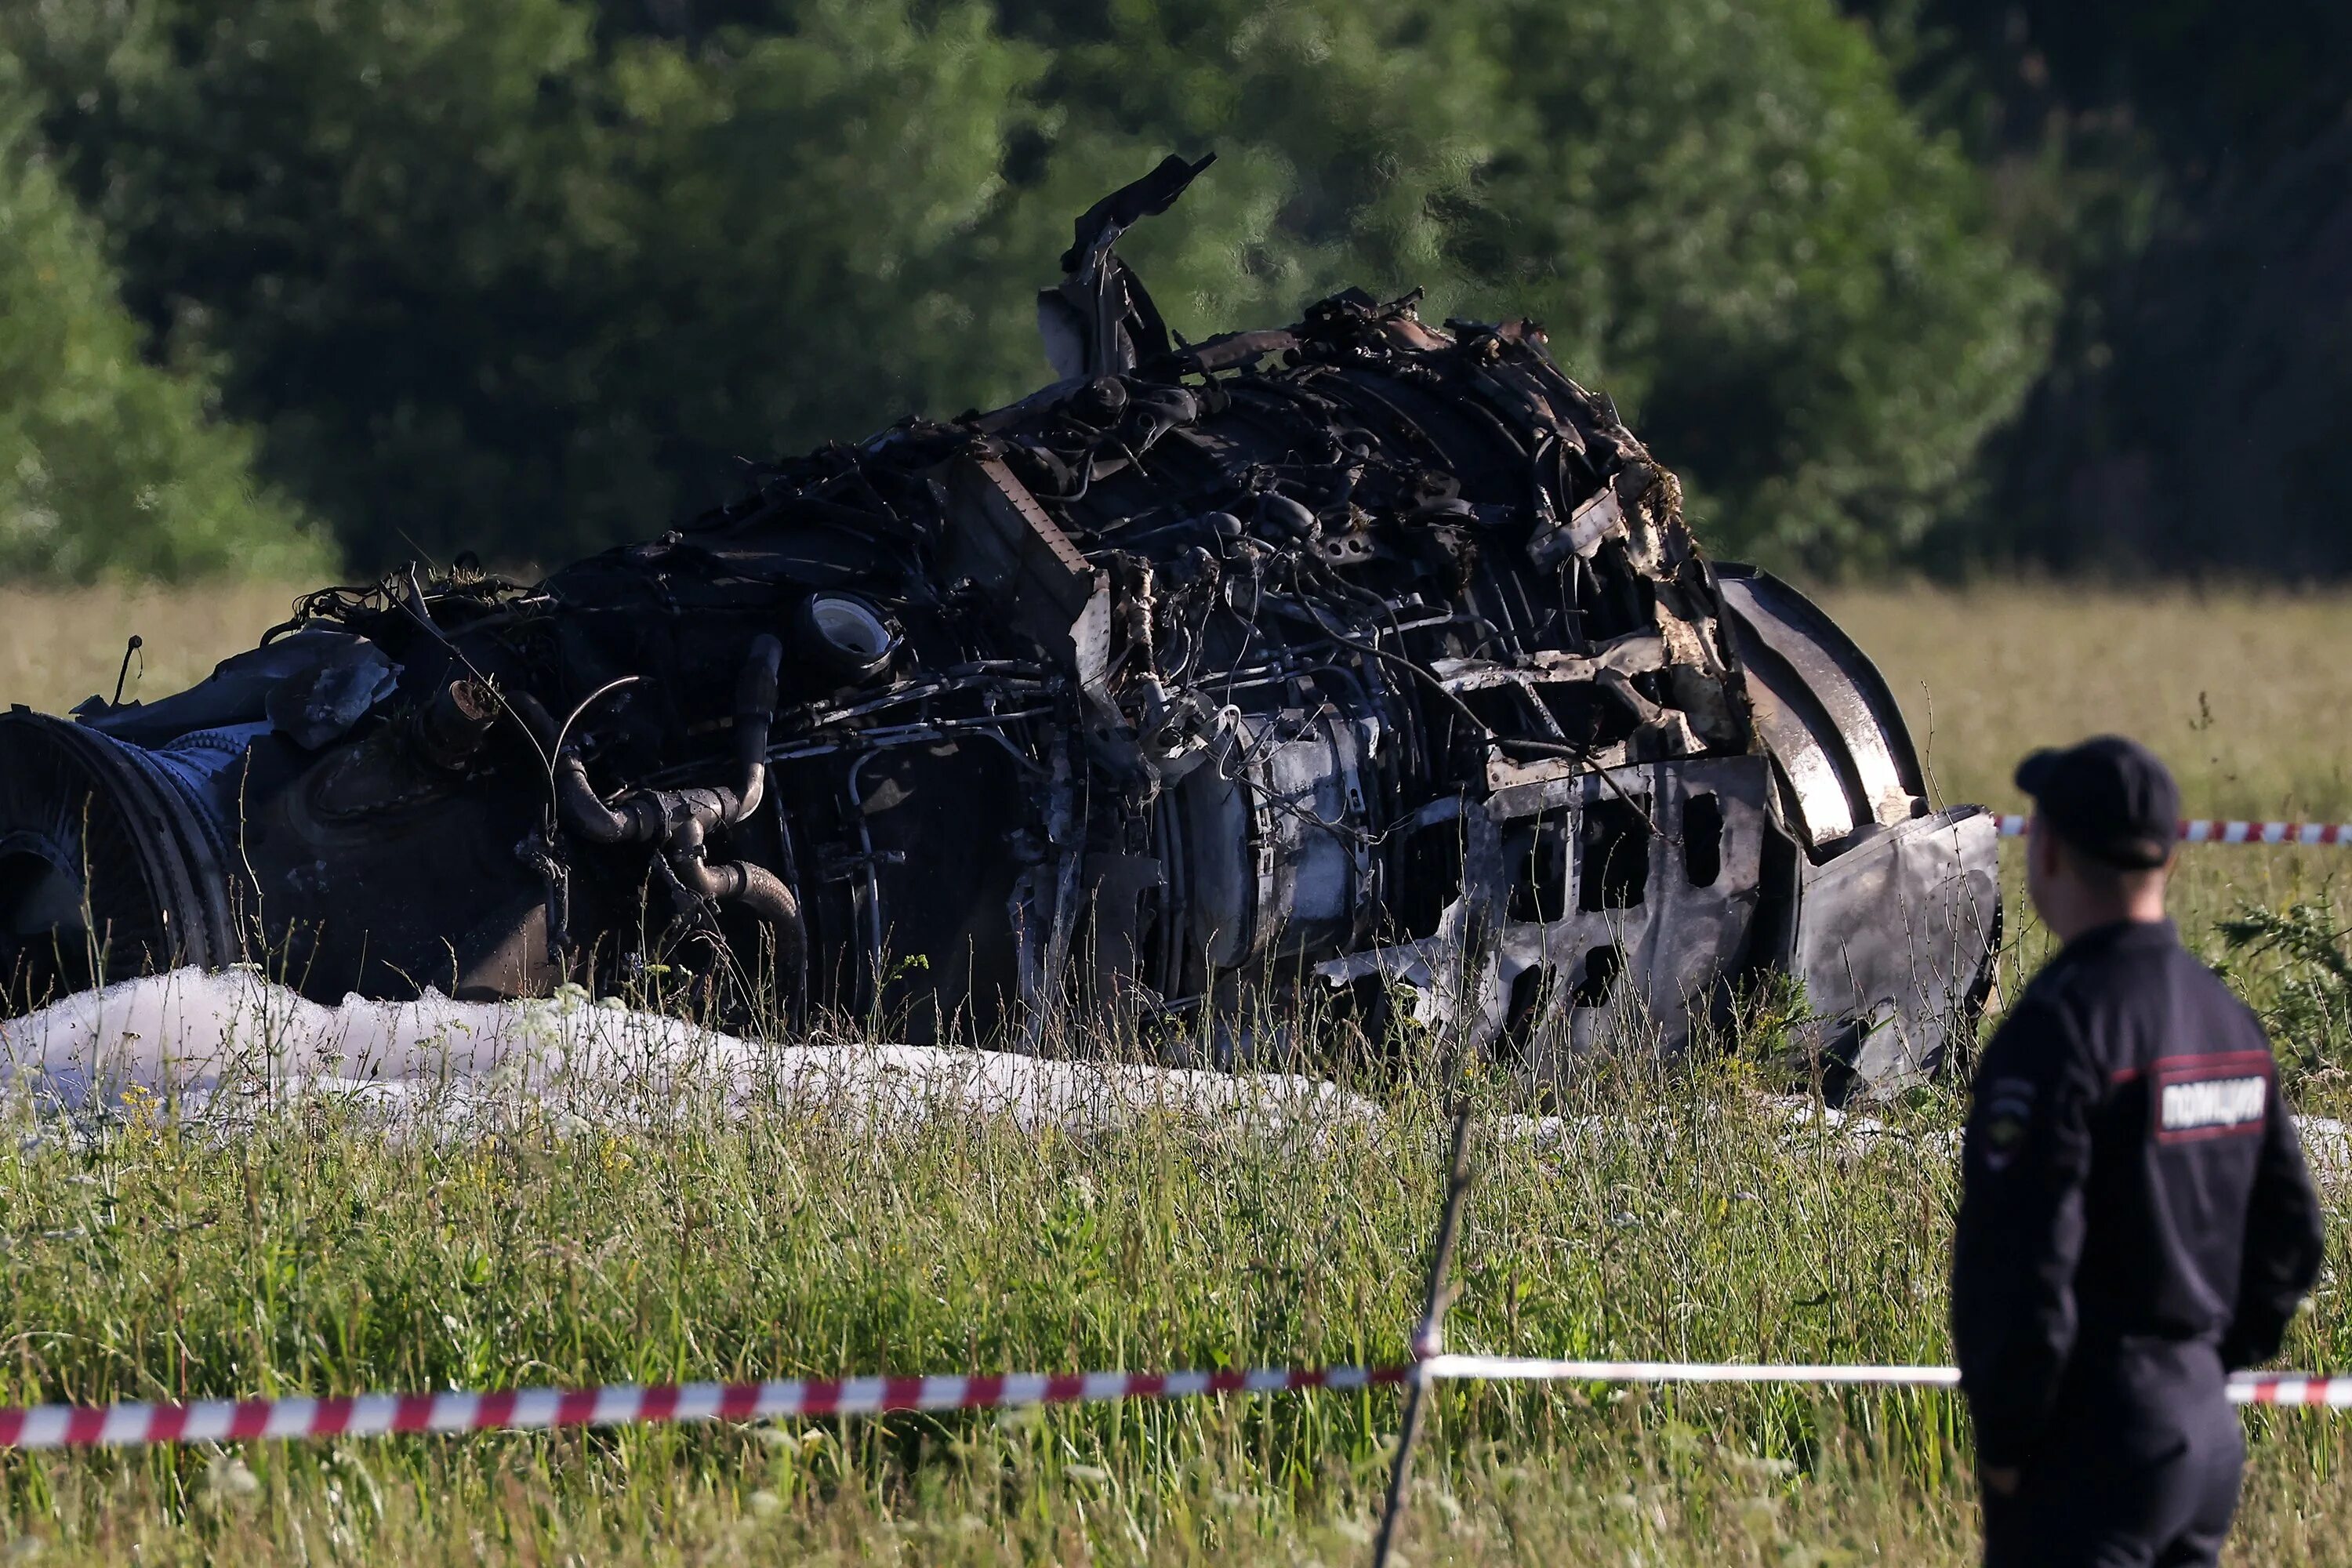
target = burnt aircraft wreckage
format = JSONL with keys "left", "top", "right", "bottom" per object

{"left": 0, "top": 157, "right": 1998, "bottom": 1093}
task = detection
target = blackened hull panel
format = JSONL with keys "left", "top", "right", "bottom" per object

{"left": 1796, "top": 808, "right": 2001, "bottom": 1091}
{"left": 1710, "top": 564, "right": 2001, "bottom": 1091}
{"left": 1495, "top": 757, "right": 1776, "bottom": 1073}
{"left": 854, "top": 738, "right": 1030, "bottom": 1043}
{"left": 1313, "top": 756, "right": 1776, "bottom": 1068}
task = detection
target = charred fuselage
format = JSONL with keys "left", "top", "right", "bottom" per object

{"left": 0, "top": 159, "right": 1998, "bottom": 1091}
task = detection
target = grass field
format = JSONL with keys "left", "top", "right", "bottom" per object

{"left": 1, "top": 579, "right": 2350, "bottom": 1564}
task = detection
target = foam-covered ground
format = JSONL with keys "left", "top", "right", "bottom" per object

{"left": 0, "top": 969, "right": 1371, "bottom": 1133}
{"left": 5, "top": 969, "right": 2340, "bottom": 1179}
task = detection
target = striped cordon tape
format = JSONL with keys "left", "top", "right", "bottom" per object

{"left": 1996, "top": 815, "right": 2350, "bottom": 845}
{"left": 0, "top": 1360, "right": 2340, "bottom": 1451}
{"left": 1424, "top": 1356, "right": 2352, "bottom": 1408}
{"left": 0, "top": 1364, "right": 1404, "bottom": 1452}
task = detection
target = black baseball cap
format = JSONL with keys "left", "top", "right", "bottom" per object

{"left": 2013, "top": 735, "right": 2180, "bottom": 870}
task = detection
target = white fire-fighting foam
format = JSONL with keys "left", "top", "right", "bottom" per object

{"left": 0, "top": 968, "right": 1372, "bottom": 1134}
{"left": 2, "top": 969, "right": 2341, "bottom": 1180}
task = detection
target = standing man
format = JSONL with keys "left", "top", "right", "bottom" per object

{"left": 1953, "top": 736, "right": 2326, "bottom": 1567}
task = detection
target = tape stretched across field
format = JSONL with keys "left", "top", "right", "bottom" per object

{"left": 1418, "top": 1356, "right": 2352, "bottom": 1407}
{"left": 0, "top": 1366, "right": 1407, "bottom": 1452}
{"left": 1995, "top": 816, "right": 2351, "bottom": 845}
{"left": 0, "top": 1361, "right": 2343, "bottom": 1451}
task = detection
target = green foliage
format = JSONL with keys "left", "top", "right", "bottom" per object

{"left": 3, "top": 0, "right": 2045, "bottom": 575}
{"left": 0, "top": 58, "right": 321, "bottom": 582}
{"left": 1011, "top": 0, "right": 2053, "bottom": 568}
{"left": 2220, "top": 898, "right": 2352, "bottom": 1087}
{"left": 1442, "top": 0, "right": 2050, "bottom": 568}
{"left": 9, "top": 0, "right": 654, "bottom": 565}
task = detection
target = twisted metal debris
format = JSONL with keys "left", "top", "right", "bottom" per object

{"left": 0, "top": 156, "right": 1997, "bottom": 1094}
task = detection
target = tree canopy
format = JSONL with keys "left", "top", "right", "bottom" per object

{"left": 0, "top": 52, "right": 321, "bottom": 581}
{"left": 0, "top": 0, "right": 2077, "bottom": 578}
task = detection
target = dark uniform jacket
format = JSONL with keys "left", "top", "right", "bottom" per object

{"left": 1952, "top": 919, "right": 2327, "bottom": 1468}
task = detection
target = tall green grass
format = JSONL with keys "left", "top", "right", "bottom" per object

{"left": 0, "top": 582, "right": 2347, "bottom": 1560}
{"left": 0, "top": 1020, "right": 2346, "bottom": 1563}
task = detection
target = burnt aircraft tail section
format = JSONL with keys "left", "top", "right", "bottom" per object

{"left": 0, "top": 158, "right": 1998, "bottom": 1095}
{"left": 1715, "top": 568, "right": 2002, "bottom": 1090}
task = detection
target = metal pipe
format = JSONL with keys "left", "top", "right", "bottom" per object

{"left": 724, "top": 635, "right": 782, "bottom": 826}
{"left": 546, "top": 635, "right": 783, "bottom": 844}
{"left": 555, "top": 755, "right": 663, "bottom": 843}
{"left": 668, "top": 816, "right": 807, "bottom": 977}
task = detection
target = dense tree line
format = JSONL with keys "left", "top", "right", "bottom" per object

{"left": 1852, "top": 0, "right": 2352, "bottom": 577}
{"left": 0, "top": 2, "right": 2334, "bottom": 582}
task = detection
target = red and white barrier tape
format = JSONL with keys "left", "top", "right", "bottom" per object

{"left": 3, "top": 1357, "right": 2343, "bottom": 1450}
{"left": 0, "top": 1364, "right": 1404, "bottom": 1452}
{"left": 2232, "top": 1373, "right": 2352, "bottom": 1408}
{"left": 1421, "top": 1354, "right": 1961, "bottom": 1388}
{"left": 1996, "top": 815, "right": 2350, "bottom": 846}
{"left": 1422, "top": 1355, "right": 2349, "bottom": 1406}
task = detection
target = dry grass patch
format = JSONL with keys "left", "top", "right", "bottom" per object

{"left": 0, "top": 579, "right": 314, "bottom": 719}
{"left": 1821, "top": 582, "right": 2352, "bottom": 821}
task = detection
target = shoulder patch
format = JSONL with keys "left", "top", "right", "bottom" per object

{"left": 1976, "top": 1076, "right": 2036, "bottom": 1172}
